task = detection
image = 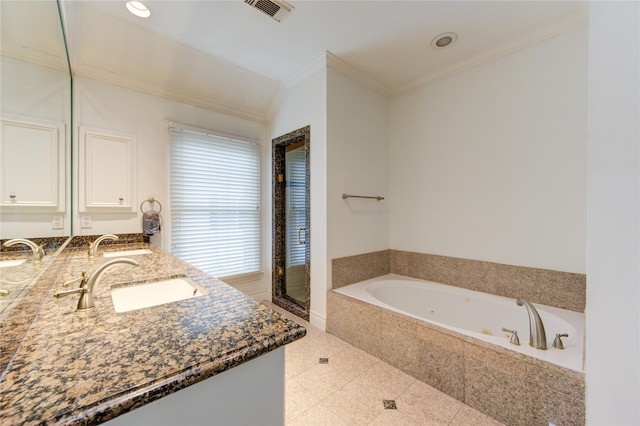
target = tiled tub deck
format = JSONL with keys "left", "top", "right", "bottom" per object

{"left": 327, "top": 290, "right": 585, "bottom": 426}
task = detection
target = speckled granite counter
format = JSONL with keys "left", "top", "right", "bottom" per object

{"left": 0, "top": 242, "right": 306, "bottom": 425}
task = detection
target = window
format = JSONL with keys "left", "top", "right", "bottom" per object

{"left": 169, "top": 123, "right": 261, "bottom": 281}
{"left": 285, "top": 143, "right": 306, "bottom": 268}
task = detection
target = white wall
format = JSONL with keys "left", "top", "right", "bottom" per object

{"left": 270, "top": 66, "right": 328, "bottom": 328}
{"left": 0, "top": 56, "right": 71, "bottom": 238}
{"left": 389, "top": 26, "right": 588, "bottom": 274}
{"left": 327, "top": 68, "right": 390, "bottom": 260}
{"left": 586, "top": 2, "right": 640, "bottom": 424}
{"left": 73, "top": 77, "right": 268, "bottom": 297}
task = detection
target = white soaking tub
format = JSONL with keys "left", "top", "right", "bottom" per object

{"left": 335, "top": 274, "right": 584, "bottom": 372}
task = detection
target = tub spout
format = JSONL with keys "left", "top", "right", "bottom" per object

{"left": 516, "top": 299, "right": 547, "bottom": 350}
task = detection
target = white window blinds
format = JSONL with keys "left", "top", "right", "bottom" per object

{"left": 169, "top": 124, "right": 261, "bottom": 280}
{"left": 286, "top": 147, "right": 306, "bottom": 267}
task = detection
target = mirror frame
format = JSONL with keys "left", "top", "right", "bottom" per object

{"left": 272, "top": 126, "right": 310, "bottom": 320}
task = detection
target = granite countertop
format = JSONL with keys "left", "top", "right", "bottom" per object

{"left": 0, "top": 242, "right": 306, "bottom": 425}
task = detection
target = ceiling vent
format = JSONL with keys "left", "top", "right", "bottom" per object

{"left": 244, "top": 0, "right": 294, "bottom": 22}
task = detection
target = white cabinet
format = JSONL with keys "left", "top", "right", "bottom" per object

{"left": 0, "top": 116, "right": 65, "bottom": 210}
{"left": 79, "top": 127, "right": 137, "bottom": 212}
{"left": 104, "top": 348, "right": 285, "bottom": 426}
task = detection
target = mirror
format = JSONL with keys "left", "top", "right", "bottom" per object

{"left": 0, "top": 0, "right": 72, "bottom": 239}
{"left": 272, "top": 126, "right": 310, "bottom": 320}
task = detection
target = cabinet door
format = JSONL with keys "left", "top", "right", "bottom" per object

{"left": 79, "top": 127, "right": 137, "bottom": 212}
{"left": 0, "top": 116, "right": 65, "bottom": 210}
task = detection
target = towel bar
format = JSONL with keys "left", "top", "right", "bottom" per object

{"left": 342, "top": 193, "right": 384, "bottom": 201}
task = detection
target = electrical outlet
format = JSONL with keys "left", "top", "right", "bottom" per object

{"left": 52, "top": 216, "right": 63, "bottom": 230}
{"left": 81, "top": 216, "right": 92, "bottom": 229}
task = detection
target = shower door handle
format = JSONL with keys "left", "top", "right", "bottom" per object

{"left": 298, "top": 228, "right": 306, "bottom": 244}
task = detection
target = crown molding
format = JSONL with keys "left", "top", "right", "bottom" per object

{"left": 265, "top": 84, "right": 286, "bottom": 123}
{"left": 265, "top": 52, "right": 327, "bottom": 121}
{"left": 0, "top": 46, "right": 69, "bottom": 73}
{"left": 326, "top": 52, "right": 391, "bottom": 98}
{"left": 391, "top": 17, "right": 589, "bottom": 97}
{"left": 73, "top": 66, "right": 269, "bottom": 124}
{"left": 283, "top": 52, "right": 327, "bottom": 89}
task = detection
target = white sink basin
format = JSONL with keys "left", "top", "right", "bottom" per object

{"left": 111, "top": 276, "right": 207, "bottom": 313}
{"left": 103, "top": 249, "right": 153, "bottom": 258}
{"left": 0, "top": 259, "right": 26, "bottom": 268}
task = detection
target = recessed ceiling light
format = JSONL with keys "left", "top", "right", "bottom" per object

{"left": 431, "top": 32, "right": 458, "bottom": 49}
{"left": 126, "top": 1, "right": 151, "bottom": 18}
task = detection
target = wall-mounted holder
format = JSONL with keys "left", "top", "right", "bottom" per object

{"left": 140, "top": 197, "right": 162, "bottom": 214}
{"left": 342, "top": 193, "right": 385, "bottom": 201}
{"left": 140, "top": 197, "right": 162, "bottom": 236}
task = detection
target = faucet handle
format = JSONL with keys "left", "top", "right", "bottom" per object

{"left": 62, "top": 272, "right": 86, "bottom": 288}
{"left": 501, "top": 327, "right": 521, "bottom": 346}
{"left": 552, "top": 333, "right": 569, "bottom": 350}
{"left": 55, "top": 272, "right": 88, "bottom": 298}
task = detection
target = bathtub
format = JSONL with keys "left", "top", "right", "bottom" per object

{"left": 334, "top": 274, "right": 585, "bottom": 372}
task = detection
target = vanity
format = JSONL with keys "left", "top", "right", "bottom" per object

{"left": 0, "top": 236, "right": 306, "bottom": 425}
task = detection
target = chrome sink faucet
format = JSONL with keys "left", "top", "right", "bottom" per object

{"left": 54, "top": 258, "right": 139, "bottom": 311}
{"left": 88, "top": 234, "right": 119, "bottom": 258}
{"left": 516, "top": 299, "right": 547, "bottom": 350}
{"left": 3, "top": 238, "right": 45, "bottom": 262}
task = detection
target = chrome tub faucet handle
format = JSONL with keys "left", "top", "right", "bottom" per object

{"left": 553, "top": 333, "right": 569, "bottom": 350}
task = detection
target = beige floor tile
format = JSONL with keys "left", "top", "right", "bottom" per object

{"left": 291, "top": 362, "right": 352, "bottom": 401}
{"left": 346, "top": 361, "right": 417, "bottom": 402}
{"left": 286, "top": 329, "right": 352, "bottom": 362}
{"left": 395, "top": 380, "right": 462, "bottom": 425}
{"left": 322, "top": 385, "right": 387, "bottom": 426}
{"left": 287, "top": 401, "right": 348, "bottom": 426}
{"left": 326, "top": 345, "right": 381, "bottom": 376}
{"left": 286, "top": 377, "right": 320, "bottom": 423}
{"left": 367, "top": 409, "right": 422, "bottom": 426}
{"left": 276, "top": 301, "right": 502, "bottom": 426}
{"left": 449, "top": 404, "right": 505, "bottom": 426}
{"left": 285, "top": 344, "right": 323, "bottom": 379}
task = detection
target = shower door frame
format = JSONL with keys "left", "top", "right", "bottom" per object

{"left": 272, "top": 126, "right": 310, "bottom": 320}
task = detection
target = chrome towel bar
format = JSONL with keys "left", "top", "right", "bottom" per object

{"left": 342, "top": 193, "right": 385, "bottom": 201}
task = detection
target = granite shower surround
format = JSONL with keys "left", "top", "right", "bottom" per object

{"left": 0, "top": 242, "right": 306, "bottom": 425}
{"left": 332, "top": 249, "right": 586, "bottom": 312}
{"left": 327, "top": 291, "right": 585, "bottom": 425}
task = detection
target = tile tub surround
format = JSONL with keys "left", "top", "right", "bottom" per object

{"left": 332, "top": 250, "right": 586, "bottom": 312}
{"left": 327, "top": 291, "right": 585, "bottom": 426}
{"left": 0, "top": 243, "right": 306, "bottom": 425}
{"left": 332, "top": 250, "right": 391, "bottom": 288}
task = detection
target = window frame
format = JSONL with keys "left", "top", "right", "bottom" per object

{"left": 167, "top": 121, "right": 262, "bottom": 283}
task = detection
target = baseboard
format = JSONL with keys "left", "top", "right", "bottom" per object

{"left": 247, "top": 290, "right": 271, "bottom": 302}
{"left": 309, "top": 310, "right": 326, "bottom": 331}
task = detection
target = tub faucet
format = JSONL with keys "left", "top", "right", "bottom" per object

{"left": 516, "top": 299, "right": 547, "bottom": 350}
{"left": 54, "top": 258, "right": 139, "bottom": 311}
{"left": 3, "top": 238, "right": 45, "bottom": 262}
{"left": 88, "top": 234, "right": 119, "bottom": 258}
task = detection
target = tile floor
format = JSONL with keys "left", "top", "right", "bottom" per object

{"left": 265, "top": 303, "right": 505, "bottom": 426}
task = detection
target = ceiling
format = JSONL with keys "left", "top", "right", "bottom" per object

{"left": 58, "top": 0, "right": 588, "bottom": 122}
